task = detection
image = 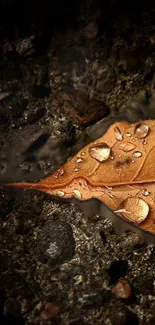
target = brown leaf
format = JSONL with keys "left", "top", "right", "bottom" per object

{"left": 4, "top": 119, "right": 155, "bottom": 235}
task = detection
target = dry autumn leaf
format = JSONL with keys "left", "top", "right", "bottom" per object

{"left": 3, "top": 119, "right": 155, "bottom": 236}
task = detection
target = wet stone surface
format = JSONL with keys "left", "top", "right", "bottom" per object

{"left": 1, "top": 1, "right": 155, "bottom": 325}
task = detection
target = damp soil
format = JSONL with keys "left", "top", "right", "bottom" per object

{"left": 1, "top": 2, "right": 155, "bottom": 324}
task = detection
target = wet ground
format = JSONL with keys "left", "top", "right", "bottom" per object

{"left": 1, "top": 2, "right": 155, "bottom": 324}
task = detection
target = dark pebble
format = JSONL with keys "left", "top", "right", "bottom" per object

{"left": 37, "top": 220, "right": 75, "bottom": 265}
{"left": 26, "top": 107, "right": 46, "bottom": 124}
{"left": 106, "top": 260, "right": 128, "bottom": 285}
{"left": 109, "top": 304, "right": 139, "bottom": 325}
{"left": 31, "top": 85, "right": 51, "bottom": 98}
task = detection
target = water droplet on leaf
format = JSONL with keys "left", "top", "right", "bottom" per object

{"left": 125, "top": 132, "right": 131, "bottom": 137}
{"left": 73, "top": 189, "right": 82, "bottom": 199}
{"left": 134, "top": 123, "right": 149, "bottom": 139}
{"left": 133, "top": 151, "right": 142, "bottom": 158}
{"left": 115, "top": 197, "right": 149, "bottom": 224}
{"left": 89, "top": 142, "right": 111, "bottom": 162}
{"left": 76, "top": 157, "right": 83, "bottom": 163}
{"left": 114, "top": 126, "right": 123, "bottom": 141}
{"left": 142, "top": 138, "right": 148, "bottom": 145}
{"left": 119, "top": 143, "right": 136, "bottom": 152}
{"left": 57, "top": 168, "right": 65, "bottom": 176}
{"left": 142, "top": 189, "right": 150, "bottom": 196}
{"left": 54, "top": 190, "right": 65, "bottom": 197}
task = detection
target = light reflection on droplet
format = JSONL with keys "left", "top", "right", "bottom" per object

{"left": 133, "top": 151, "right": 142, "bottom": 158}
{"left": 76, "top": 157, "right": 83, "bottom": 163}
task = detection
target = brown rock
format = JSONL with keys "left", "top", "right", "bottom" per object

{"left": 112, "top": 279, "right": 132, "bottom": 300}
{"left": 54, "top": 87, "right": 110, "bottom": 126}
{"left": 44, "top": 302, "right": 60, "bottom": 320}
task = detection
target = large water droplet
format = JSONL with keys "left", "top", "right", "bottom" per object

{"left": 134, "top": 123, "right": 149, "bottom": 139}
{"left": 115, "top": 197, "right": 149, "bottom": 224}
{"left": 133, "top": 151, "right": 142, "bottom": 158}
{"left": 73, "top": 189, "right": 82, "bottom": 199}
{"left": 119, "top": 143, "right": 136, "bottom": 152}
{"left": 89, "top": 142, "right": 111, "bottom": 162}
{"left": 114, "top": 126, "right": 123, "bottom": 141}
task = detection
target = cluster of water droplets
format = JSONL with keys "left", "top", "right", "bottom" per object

{"left": 51, "top": 121, "right": 153, "bottom": 226}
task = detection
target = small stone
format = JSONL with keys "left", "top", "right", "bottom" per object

{"left": 37, "top": 221, "right": 75, "bottom": 265}
{"left": 112, "top": 279, "right": 132, "bottom": 300}
{"left": 84, "top": 21, "right": 98, "bottom": 39}
{"left": 15, "top": 35, "right": 35, "bottom": 56}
